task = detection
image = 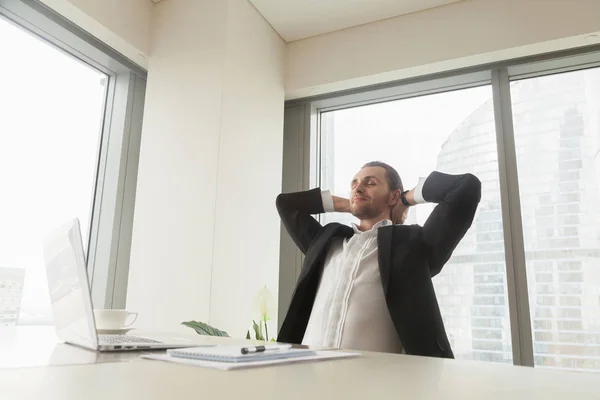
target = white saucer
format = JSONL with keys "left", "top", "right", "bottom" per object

{"left": 97, "top": 328, "right": 133, "bottom": 335}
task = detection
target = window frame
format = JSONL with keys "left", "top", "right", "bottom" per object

{"left": 281, "top": 43, "right": 600, "bottom": 367}
{"left": 0, "top": 0, "right": 147, "bottom": 315}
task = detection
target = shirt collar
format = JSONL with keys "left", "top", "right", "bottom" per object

{"left": 352, "top": 219, "right": 392, "bottom": 234}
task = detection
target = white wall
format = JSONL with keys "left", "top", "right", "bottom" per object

{"left": 40, "top": 0, "right": 152, "bottom": 68}
{"left": 125, "top": 0, "right": 225, "bottom": 333}
{"left": 286, "top": 0, "right": 600, "bottom": 99}
{"left": 210, "top": 0, "right": 285, "bottom": 337}
{"left": 127, "top": 0, "right": 285, "bottom": 336}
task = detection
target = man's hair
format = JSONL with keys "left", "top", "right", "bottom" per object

{"left": 362, "top": 161, "right": 404, "bottom": 192}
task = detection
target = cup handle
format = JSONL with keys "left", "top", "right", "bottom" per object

{"left": 124, "top": 312, "right": 138, "bottom": 327}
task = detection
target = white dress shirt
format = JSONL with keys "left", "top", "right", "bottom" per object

{"left": 302, "top": 179, "right": 427, "bottom": 353}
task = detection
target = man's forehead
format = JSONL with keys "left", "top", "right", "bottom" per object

{"left": 352, "top": 166, "right": 386, "bottom": 181}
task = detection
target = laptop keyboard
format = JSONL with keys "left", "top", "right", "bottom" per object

{"left": 99, "top": 334, "right": 161, "bottom": 345}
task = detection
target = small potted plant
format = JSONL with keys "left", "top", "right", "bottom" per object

{"left": 182, "top": 285, "right": 276, "bottom": 341}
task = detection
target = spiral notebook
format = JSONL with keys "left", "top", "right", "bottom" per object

{"left": 167, "top": 345, "right": 316, "bottom": 363}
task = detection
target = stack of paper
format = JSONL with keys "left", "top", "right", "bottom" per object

{"left": 167, "top": 345, "right": 314, "bottom": 362}
{"left": 142, "top": 344, "right": 359, "bottom": 370}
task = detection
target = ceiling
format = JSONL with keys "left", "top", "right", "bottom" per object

{"left": 248, "top": 0, "right": 463, "bottom": 42}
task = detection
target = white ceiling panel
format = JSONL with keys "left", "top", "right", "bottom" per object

{"left": 249, "top": 0, "right": 463, "bottom": 42}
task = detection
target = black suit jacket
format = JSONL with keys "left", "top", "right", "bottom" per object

{"left": 276, "top": 171, "right": 481, "bottom": 358}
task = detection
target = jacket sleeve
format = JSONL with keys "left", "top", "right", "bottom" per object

{"left": 276, "top": 188, "right": 329, "bottom": 255}
{"left": 419, "top": 171, "right": 482, "bottom": 277}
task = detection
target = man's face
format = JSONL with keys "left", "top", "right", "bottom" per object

{"left": 349, "top": 166, "right": 395, "bottom": 220}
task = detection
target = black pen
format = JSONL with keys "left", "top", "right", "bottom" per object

{"left": 240, "top": 345, "right": 290, "bottom": 355}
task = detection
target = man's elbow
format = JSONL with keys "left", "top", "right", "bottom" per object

{"left": 462, "top": 173, "right": 482, "bottom": 205}
{"left": 275, "top": 193, "right": 287, "bottom": 213}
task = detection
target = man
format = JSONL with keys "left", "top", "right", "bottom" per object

{"left": 276, "top": 161, "right": 481, "bottom": 358}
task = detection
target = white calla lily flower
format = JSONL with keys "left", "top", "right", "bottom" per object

{"left": 252, "top": 285, "right": 276, "bottom": 323}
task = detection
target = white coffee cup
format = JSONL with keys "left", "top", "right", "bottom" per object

{"left": 93, "top": 309, "right": 138, "bottom": 330}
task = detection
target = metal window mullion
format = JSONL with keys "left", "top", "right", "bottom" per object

{"left": 309, "top": 104, "right": 320, "bottom": 190}
{"left": 312, "top": 72, "right": 491, "bottom": 113}
{"left": 87, "top": 73, "right": 117, "bottom": 288}
{"left": 299, "top": 103, "right": 314, "bottom": 277}
{"left": 492, "top": 68, "right": 534, "bottom": 367}
{"left": 88, "top": 71, "right": 134, "bottom": 309}
{"left": 110, "top": 74, "right": 145, "bottom": 309}
{"left": 277, "top": 104, "right": 313, "bottom": 330}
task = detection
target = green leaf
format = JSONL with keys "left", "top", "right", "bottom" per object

{"left": 252, "top": 320, "right": 264, "bottom": 341}
{"left": 246, "top": 330, "right": 251, "bottom": 340}
{"left": 258, "top": 320, "right": 264, "bottom": 339}
{"left": 270, "top": 337, "right": 276, "bottom": 342}
{"left": 181, "top": 321, "right": 229, "bottom": 337}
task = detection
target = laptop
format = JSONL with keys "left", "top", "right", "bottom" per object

{"left": 43, "top": 218, "right": 194, "bottom": 351}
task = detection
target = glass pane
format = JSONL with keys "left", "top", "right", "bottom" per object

{"left": 0, "top": 17, "right": 107, "bottom": 325}
{"left": 320, "top": 85, "right": 513, "bottom": 363}
{"left": 511, "top": 68, "right": 600, "bottom": 373}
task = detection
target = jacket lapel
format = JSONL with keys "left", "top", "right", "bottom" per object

{"left": 297, "top": 223, "right": 353, "bottom": 284}
{"left": 378, "top": 225, "right": 412, "bottom": 297}
{"left": 377, "top": 226, "right": 393, "bottom": 296}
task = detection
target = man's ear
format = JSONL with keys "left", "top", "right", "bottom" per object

{"left": 389, "top": 189, "right": 401, "bottom": 206}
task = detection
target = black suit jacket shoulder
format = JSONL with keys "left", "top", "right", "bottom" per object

{"left": 275, "top": 187, "right": 326, "bottom": 256}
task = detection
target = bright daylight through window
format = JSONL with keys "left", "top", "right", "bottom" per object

{"left": 0, "top": 16, "right": 106, "bottom": 325}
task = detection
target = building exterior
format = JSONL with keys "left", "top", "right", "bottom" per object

{"left": 0, "top": 267, "right": 25, "bottom": 326}
{"left": 434, "top": 69, "right": 600, "bottom": 371}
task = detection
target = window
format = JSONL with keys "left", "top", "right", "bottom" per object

{"left": 282, "top": 44, "right": 600, "bottom": 373}
{"left": 511, "top": 68, "right": 600, "bottom": 373}
{"left": 0, "top": 1, "right": 146, "bottom": 325}
{"left": 0, "top": 16, "right": 106, "bottom": 324}
{"left": 319, "top": 85, "right": 513, "bottom": 363}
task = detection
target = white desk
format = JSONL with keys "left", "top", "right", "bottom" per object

{"left": 1, "top": 327, "right": 600, "bottom": 400}
{"left": 0, "top": 326, "right": 259, "bottom": 368}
